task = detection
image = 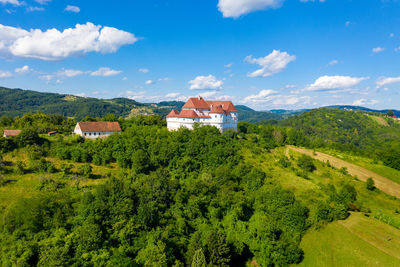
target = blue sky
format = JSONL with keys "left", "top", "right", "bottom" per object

{"left": 0, "top": 0, "right": 399, "bottom": 110}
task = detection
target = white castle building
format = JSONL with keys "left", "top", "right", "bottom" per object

{"left": 166, "top": 96, "right": 238, "bottom": 132}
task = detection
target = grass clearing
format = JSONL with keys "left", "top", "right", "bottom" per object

{"left": 298, "top": 213, "right": 400, "bottom": 267}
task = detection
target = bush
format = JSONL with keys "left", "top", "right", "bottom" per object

{"left": 14, "top": 160, "right": 25, "bottom": 175}
{"left": 297, "top": 155, "right": 316, "bottom": 172}
{"left": 366, "top": 177, "right": 375, "bottom": 191}
{"left": 78, "top": 164, "right": 92, "bottom": 178}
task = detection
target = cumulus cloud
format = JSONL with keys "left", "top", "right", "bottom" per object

{"left": 243, "top": 89, "right": 310, "bottom": 107}
{"left": 58, "top": 69, "right": 86, "bottom": 78}
{"left": 14, "top": 65, "right": 30, "bottom": 74}
{"left": 189, "top": 75, "right": 223, "bottom": 90}
{"left": 138, "top": 68, "right": 149, "bottom": 73}
{"left": 0, "top": 22, "right": 138, "bottom": 60}
{"left": 218, "top": 0, "right": 284, "bottom": 18}
{"left": 245, "top": 50, "right": 295, "bottom": 78}
{"left": 376, "top": 76, "right": 400, "bottom": 88}
{"left": 304, "top": 75, "right": 368, "bottom": 92}
{"left": 165, "top": 92, "right": 181, "bottom": 98}
{"left": 224, "top": 63, "right": 233, "bottom": 68}
{"left": 64, "top": 5, "right": 80, "bottom": 13}
{"left": 352, "top": 99, "right": 378, "bottom": 106}
{"left": 145, "top": 80, "right": 155, "bottom": 85}
{"left": 90, "top": 67, "right": 121, "bottom": 77}
{"left": 0, "top": 0, "right": 22, "bottom": 6}
{"left": 372, "top": 47, "right": 385, "bottom": 53}
{"left": 243, "top": 89, "right": 277, "bottom": 103}
{"left": 0, "top": 70, "right": 12, "bottom": 78}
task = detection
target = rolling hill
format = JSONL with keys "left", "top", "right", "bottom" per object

{"left": 0, "top": 86, "right": 283, "bottom": 122}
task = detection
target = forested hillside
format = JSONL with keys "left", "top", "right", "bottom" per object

{"left": 281, "top": 108, "right": 400, "bottom": 170}
{"left": 0, "top": 87, "right": 283, "bottom": 123}
{"left": 1, "top": 111, "right": 400, "bottom": 265}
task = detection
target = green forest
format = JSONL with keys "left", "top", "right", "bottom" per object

{"left": 0, "top": 108, "right": 400, "bottom": 266}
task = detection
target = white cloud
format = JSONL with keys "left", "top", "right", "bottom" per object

{"left": 58, "top": 69, "right": 86, "bottom": 78}
{"left": 26, "top": 6, "right": 44, "bottom": 12}
{"left": 145, "top": 80, "right": 155, "bottom": 85}
{"left": 327, "top": 59, "right": 338, "bottom": 66}
{"left": 122, "top": 77, "right": 128, "bottom": 81}
{"left": 372, "top": 47, "right": 385, "bottom": 53}
{"left": 64, "top": 5, "right": 80, "bottom": 13}
{"left": 376, "top": 76, "right": 400, "bottom": 88}
{"left": 218, "top": 0, "right": 284, "bottom": 18}
{"left": 224, "top": 63, "right": 233, "bottom": 68}
{"left": 243, "top": 89, "right": 311, "bottom": 107}
{"left": 38, "top": 74, "right": 54, "bottom": 81}
{"left": 0, "top": 0, "right": 22, "bottom": 6}
{"left": 0, "top": 70, "right": 12, "bottom": 78}
{"left": 352, "top": 99, "right": 378, "bottom": 106}
{"left": 14, "top": 65, "right": 30, "bottom": 74}
{"left": 245, "top": 50, "right": 296, "bottom": 78}
{"left": 390, "top": 33, "right": 395, "bottom": 38}
{"left": 138, "top": 68, "right": 149, "bottom": 73}
{"left": 304, "top": 75, "right": 369, "bottom": 92}
{"left": 272, "top": 95, "right": 311, "bottom": 106}
{"left": 90, "top": 67, "right": 121, "bottom": 77}
{"left": 395, "top": 46, "right": 400, "bottom": 52}
{"left": 189, "top": 75, "right": 223, "bottom": 90}
{"left": 345, "top": 21, "right": 351, "bottom": 27}
{"left": 243, "top": 89, "right": 277, "bottom": 103}
{"left": 158, "top": 77, "right": 171, "bottom": 82}
{"left": 165, "top": 92, "right": 181, "bottom": 98}
{"left": 35, "top": 0, "right": 51, "bottom": 4}
{"left": 0, "top": 22, "right": 138, "bottom": 60}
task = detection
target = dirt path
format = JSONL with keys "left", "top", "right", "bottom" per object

{"left": 287, "top": 146, "right": 400, "bottom": 198}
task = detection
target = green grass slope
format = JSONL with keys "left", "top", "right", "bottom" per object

{"left": 298, "top": 213, "right": 400, "bottom": 267}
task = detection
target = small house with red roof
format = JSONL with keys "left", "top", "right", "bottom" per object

{"left": 73, "top": 121, "right": 121, "bottom": 139}
{"left": 166, "top": 96, "right": 238, "bottom": 132}
{"left": 3, "top": 129, "right": 22, "bottom": 138}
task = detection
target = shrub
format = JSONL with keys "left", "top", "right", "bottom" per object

{"left": 14, "top": 160, "right": 25, "bottom": 175}
{"left": 297, "top": 155, "right": 316, "bottom": 172}
{"left": 366, "top": 177, "right": 375, "bottom": 191}
{"left": 78, "top": 164, "right": 92, "bottom": 178}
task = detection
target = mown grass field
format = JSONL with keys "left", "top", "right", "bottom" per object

{"left": 298, "top": 213, "right": 400, "bottom": 267}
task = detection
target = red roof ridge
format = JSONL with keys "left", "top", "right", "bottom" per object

{"left": 77, "top": 121, "right": 121, "bottom": 132}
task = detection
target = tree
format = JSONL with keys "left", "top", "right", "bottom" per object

{"left": 387, "top": 110, "right": 394, "bottom": 117}
{"left": 206, "top": 229, "right": 230, "bottom": 266}
{"left": 366, "top": 177, "right": 375, "bottom": 191}
{"left": 191, "top": 249, "right": 206, "bottom": 267}
{"left": 17, "top": 128, "right": 43, "bottom": 147}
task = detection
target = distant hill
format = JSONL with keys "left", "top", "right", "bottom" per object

{"left": 0, "top": 86, "right": 283, "bottom": 123}
{"left": 323, "top": 105, "right": 400, "bottom": 116}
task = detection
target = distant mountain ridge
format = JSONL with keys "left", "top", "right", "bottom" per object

{"left": 0, "top": 87, "right": 282, "bottom": 122}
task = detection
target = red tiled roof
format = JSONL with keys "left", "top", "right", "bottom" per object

{"left": 206, "top": 101, "right": 238, "bottom": 112}
{"left": 176, "top": 109, "right": 199, "bottom": 118}
{"left": 209, "top": 104, "right": 225, "bottom": 114}
{"left": 167, "top": 109, "right": 179, "bottom": 118}
{"left": 77, "top": 121, "right": 121, "bottom": 132}
{"left": 3, "top": 130, "right": 21, "bottom": 136}
{"left": 182, "top": 96, "right": 210, "bottom": 109}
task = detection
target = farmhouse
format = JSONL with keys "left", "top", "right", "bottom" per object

{"left": 73, "top": 121, "right": 121, "bottom": 139}
{"left": 166, "top": 96, "right": 238, "bottom": 132}
{"left": 3, "top": 130, "right": 21, "bottom": 138}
